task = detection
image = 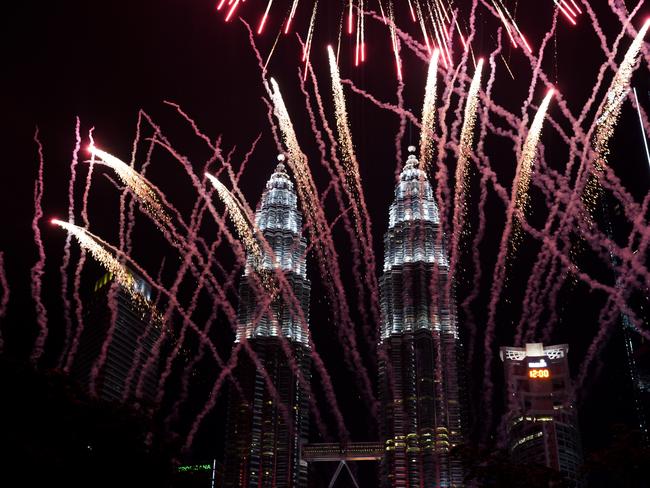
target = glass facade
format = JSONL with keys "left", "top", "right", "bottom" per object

{"left": 223, "top": 161, "right": 311, "bottom": 488}
{"left": 500, "top": 343, "right": 584, "bottom": 487}
{"left": 236, "top": 162, "right": 310, "bottom": 346}
{"left": 378, "top": 151, "right": 465, "bottom": 487}
{"left": 72, "top": 270, "right": 161, "bottom": 405}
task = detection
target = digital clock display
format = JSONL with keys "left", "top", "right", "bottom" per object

{"left": 528, "top": 368, "right": 550, "bottom": 379}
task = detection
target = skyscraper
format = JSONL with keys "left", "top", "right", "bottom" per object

{"left": 222, "top": 159, "right": 311, "bottom": 488}
{"left": 72, "top": 269, "right": 162, "bottom": 404}
{"left": 378, "top": 148, "right": 465, "bottom": 487}
{"left": 500, "top": 343, "right": 584, "bottom": 486}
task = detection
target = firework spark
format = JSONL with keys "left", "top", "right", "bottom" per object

{"left": 515, "top": 89, "right": 555, "bottom": 212}
{"left": 454, "top": 58, "right": 483, "bottom": 206}
{"left": 205, "top": 172, "right": 262, "bottom": 265}
{"left": 51, "top": 219, "right": 136, "bottom": 297}
{"left": 217, "top": 0, "right": 584, "bottom": 75}
{"left": 327, "top": 45, "right": 366, "bottom": 229}
{"left": 88, "top": 145, "right": 172, "bottom": 231}
{"left": 30, "top": 128, "right": 48, "bottom": 363}
{"left": 583, "top": 19, "right": 649, "bottom": 210}
{"left": 594, "top": 20, "right": 649, "bottom": 166}
{"left": 448, "top": 58, "right": 483, "bottom": 286}
{"left": 419, "top": 49, "right": 440, "bottom": 171}
{"left": 633, "top": 87, "right": 650, "bottom": 167}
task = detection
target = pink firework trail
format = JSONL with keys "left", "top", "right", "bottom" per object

{"left": 30, "top": 128, "right": 48, "bottom": 364}
{"left": 0, "top": 252, "right": 9, "bottom": 352}
{"left": 62, "top": 128, "right": 95, "bottom": 372}
{"left": 25, "top": 4, "right": 650, "bottom": 461}
{"left": 58, "top": 117, "right": 81, "bottom": 365}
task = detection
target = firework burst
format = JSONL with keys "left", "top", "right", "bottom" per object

{"left": 515, "top": 89, "right": 555, "bottom": 213}
{"left": 205, "top": 172, "right": 262, "bottom": 265}
{"left": 215, "top": 0, "right": 588, "bottom": 74}
{"left": 88, "top": 145, "right": 172, "bottom": 231}
{"left": 51, "top": 219, "right": 137, "bottom": 298}
{"left": 419, "top": 49, "right": 440, "bottom": 171}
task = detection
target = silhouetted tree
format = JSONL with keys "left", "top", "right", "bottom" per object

{"left": 455, "top": 444, "right": 571, "bottom": 488}
{"left": 582, "top": 423, "right": 650, "bottom": 488}
{"left": 0, "top": 355, "right": 174, "bottom": 488}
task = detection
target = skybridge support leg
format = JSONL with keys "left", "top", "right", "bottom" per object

{"left": 328, "top": 460, "right": 360, "bottom": 488}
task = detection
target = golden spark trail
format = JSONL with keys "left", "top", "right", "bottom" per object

{"left": 582, "top": 20, "right": 649, "bottom": 212}
{"left": 268, "top": 76, "right": 322, "bottom": 232}
{"left": 268, "top": 77, "right": 327, "bottom": 249}
{"left": 592, "top": 20, "right": 649, "bottom": 176}
{"left": 419, "top": 49, "right": 440, "bottom": 171}
{"left": 633, "top": 87, "right": 650, "bottom": 168}
{"left": 327, "top": 45, "right": 363, "bottom": 214}
{"left": 269, "top": 78, "right": 305, "bottom": 169}
{"left": 448, "top": 59, "right": 483, "bottom": 283}
{"left": 515, "top": 89, "right": 555, "bottom": 212}
{"left": 454, "top": 57, "right": 483, "bottom": 209}
{"left": 88, "top": 145, "right": 172, "bottom": 230}
{"left": 205, "top": 173, "right": 262, "bottom": 266}
{"left": 387, "top": 2, "right": 402, "bottom": 79}
{"left": 302, "top": 1, "right": 318, "bottom": 80}
{"left": 51, "top": 219, "right": 136, "bottom": 297}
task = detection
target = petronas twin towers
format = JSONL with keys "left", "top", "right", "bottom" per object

{"left": 223, "top": 150, "right": 465, "bottom": 487}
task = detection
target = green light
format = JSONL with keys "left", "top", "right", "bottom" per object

{"left": 177, "top": 464, "right": 212, "bottom": 473}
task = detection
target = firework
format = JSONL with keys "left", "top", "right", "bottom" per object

{"left": 453, "top": 58, "right": 483, "bottom": 205}
{"left": 515, "top": 89, "right": 555, "bottom": 212}
{"left": 0, "top": 252, "right": 9, "bottom": 352}
{"left": 582, "top": 20, "right": 649, "bottom": 211}
{"left": 88, "top": 145, "right": 172, "bottom": 231}
{"left": 216, "top": 0, "right": 585, "bottom": 74}
{"left": 205, "top": 172, "right": 262, "bottom": 265}
{"left": 593, "top": 20, "right": 649, "bottom": 169}
{"left": 327, "top": 45, "right": 366, "bottom": 233}
{"left": 30, "top": 128, "right": 48, "bottom": 363}
{"left": 419, "top": 49, "right": 440, "bottom": 171}
{"left": 633, "top": 87, "right": 650, "bottom": 167}
{"left": 17, "top": 5, "right": 650, "bottom": 463}
{"left": 448, "top": 58, "right": 483, "bottom": 286}
{"left": 51, "top": 219, "right": 137, "bottom": 297}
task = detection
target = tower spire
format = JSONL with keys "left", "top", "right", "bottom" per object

{"left": 378, "top": 148, "right": 465, "bottom": 486}
{"left": 223, "top": 158, "right": 312, "bottom": 488}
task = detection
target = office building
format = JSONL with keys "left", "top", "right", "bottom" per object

{"left": 500, "top": 343, "right": 584, "bottom": 486}
{"left": 378, "top": 148, "right": 465, "bottom": 487}
{"left": 222, "top": 159, "right": 311, "bottom": 487}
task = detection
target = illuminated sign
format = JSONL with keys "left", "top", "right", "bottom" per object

{"left": 528, "top": 359, "right": 548, "bottom": 368}
{"left": 528, "top": 368, "right": 550, "bottom": 379}
{"left": 177, "top": 464, "right": 212, "bottom": 473}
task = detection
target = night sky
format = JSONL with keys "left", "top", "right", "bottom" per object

{"left": 2, "top": 0, "right": 650, "bottom": 484}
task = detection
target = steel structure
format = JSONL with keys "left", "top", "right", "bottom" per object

{"left": 378, "top": 149, "right": 465, "bottom": 487}
{"left": 222, "top": 160, "right": 311, "bottom": 488}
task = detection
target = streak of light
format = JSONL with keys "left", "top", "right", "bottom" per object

{"left": 257, "top": 0, "right": 274, "bottom": 34}
{"left": 51, "top": 219, "right": 137, "bottom": 298}
{"left": 205, "top": 173, "right": 262, "bottom": 266}
{"left": 225, "top": 0, "right": 240, "bottom": 22}
{"left": 88, "top": 145, "right": 172, "bottom": 231}
{"left": 419, "top": 49, "right": 440, "bottom": 171}
{"left": 592, "top": 20, "right": 650, "bottom": 177}
{"left": 515, "top": 89, "right": 555, "bottom": 212}
{"left": 633, "top": 87, "right": 650, "bottom": 168}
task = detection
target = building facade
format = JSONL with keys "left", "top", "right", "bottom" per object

{"left": 500, "top": 343, "right": 584, "bottom": 486}
{"left": 72, "top": 270, "right": 161, "bottom": 404}
{"left": 222, "top": 160, "right": 311, "bottom": 488}
{"left": 378, "top": 149, "right": 465, "bottom": 487}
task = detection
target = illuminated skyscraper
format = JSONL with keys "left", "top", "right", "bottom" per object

{"left": 72, "top": 270, "right": 161, "bottom": 404}
{"left": 222, "top": 159, "right": 311, "bottom": 488}
{"left": 500, "top": 343, "right": 584, "bottom": 486}
{"left": 378, "top": 149, "right": 465, "bottom": 487}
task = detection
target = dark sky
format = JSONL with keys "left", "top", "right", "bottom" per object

{"left": 2, "top": 0, "right": 649, "bottom": 477}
